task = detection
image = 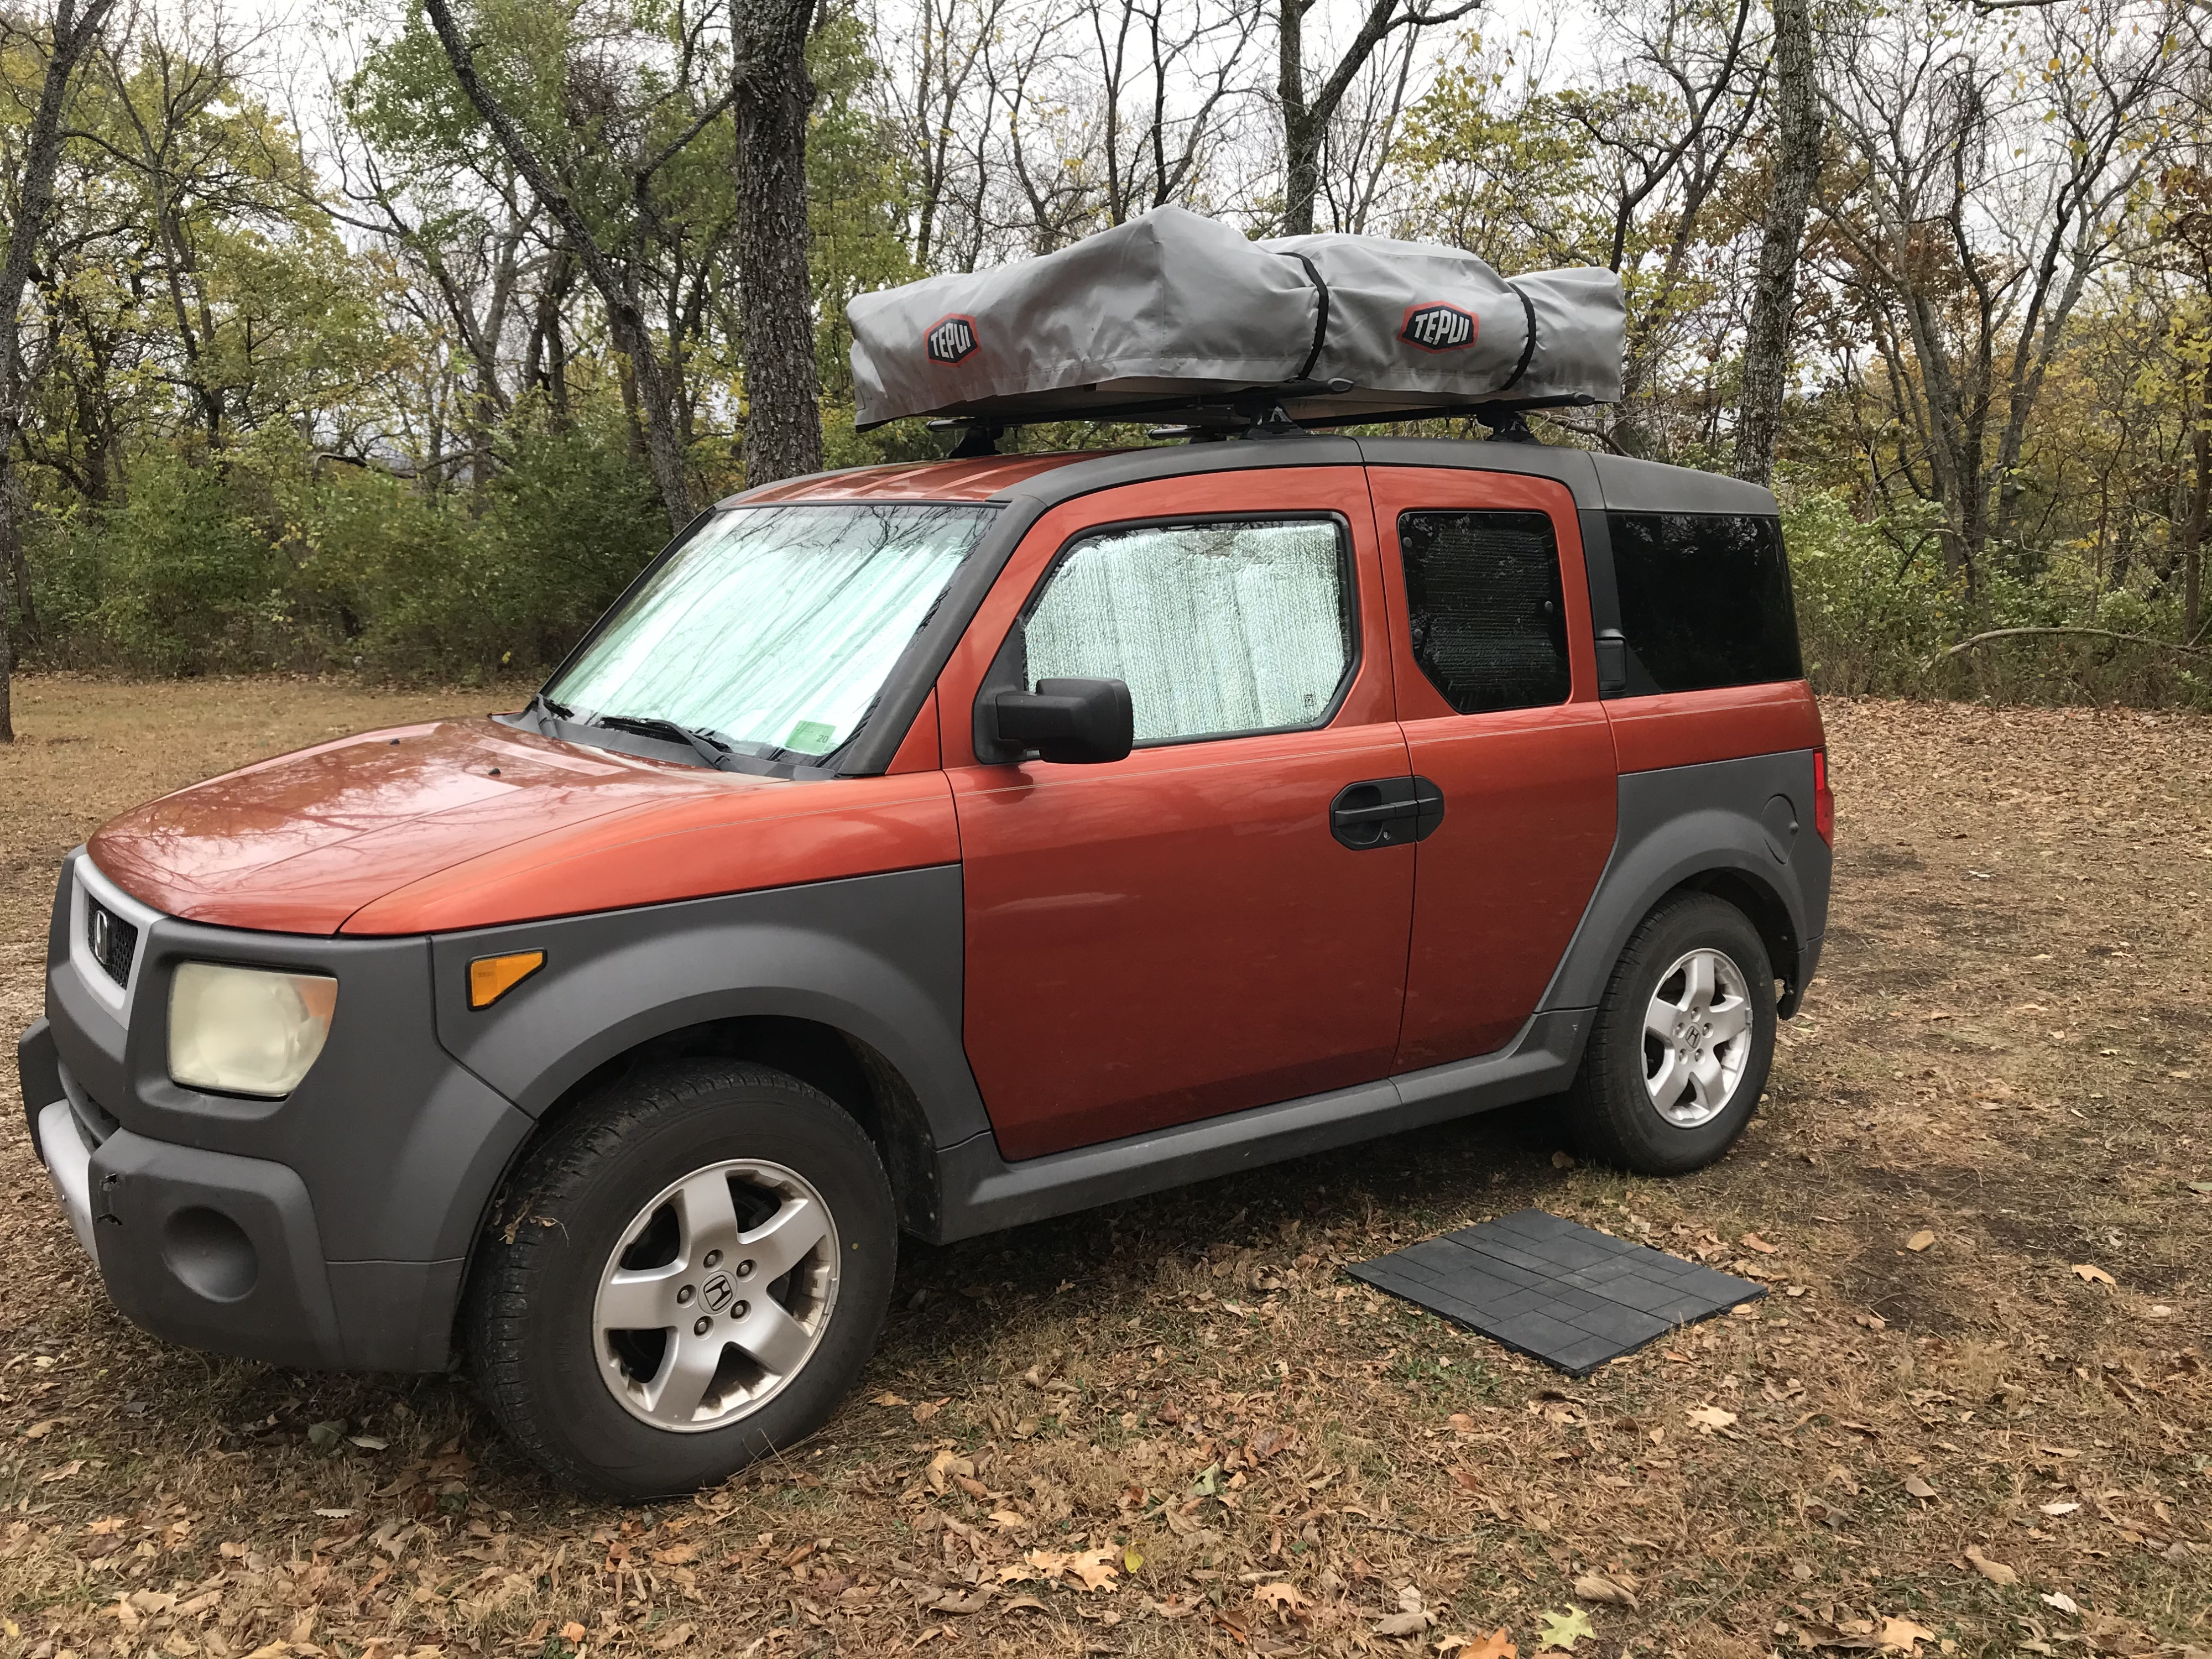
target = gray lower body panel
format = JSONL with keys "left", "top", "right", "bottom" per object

{"left": 931, "top": 1007, "right": 1589, "bottom": 1242}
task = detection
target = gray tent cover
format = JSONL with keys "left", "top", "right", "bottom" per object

{"left": 847, "top": 206, "right": 1623, "bottom": 429}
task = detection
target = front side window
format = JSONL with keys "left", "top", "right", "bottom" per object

{"left": 1399, "top": 510, "right": 1571, "bottom": 714}
{"left": 1608, "top": 512, "right": 1802, "bottom": 693}
{"left": 1021, "top": 518, "right": 1356, "bottom": 745}
{"left": 549, "top": 503, "right": 995, "bottom": 760}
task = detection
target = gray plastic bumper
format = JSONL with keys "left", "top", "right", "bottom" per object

{"left": 36, "top": 1100, "right": 97, "bottom": 1258}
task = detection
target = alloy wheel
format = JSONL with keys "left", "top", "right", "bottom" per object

{"left": 591, "top": 1160, "right": 840, "bottom": 1432}
{"left": 1640, "top": 946, "right": 1754, "bottom": 1128}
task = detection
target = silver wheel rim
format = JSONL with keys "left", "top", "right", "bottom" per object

{"left": 592, "top": 1159, "right": 840, "bottom": 1433}
{"left": 1641, "top": 947, "right": 1754, "bottom": 1129}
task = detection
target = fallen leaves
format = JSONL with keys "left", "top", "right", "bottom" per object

{"left": 1011, "top": 1547, "right": 1120, "bottom": 1593}
{"left": 1741, "top": 1232, "right": 1781, "bottom": 1253}
{"left": 1374, "top": 1587, "right": 1434, "bottom": 1638}
{"left": 1440, "top": 1632, "right": 1516, "bottom": 1659}
{"left": 1903, "top": 1473, "right": 1938, "bottom": 1500}
{"left": 1253, "top": 1581, "right": 1309, "bottom": 1619}
{"left": 1571, "top": 1571, "right": 1638, "bottom": 1610}
{"left": 1906, "top": 1230, "right": 1936, "bottom": 1253}
{"left": 1879, "top": 1615, "right": 1937, "bottom": 1652}
{"left": 2070, "top": 1263, "right": 2116, "bottom": 1286}
{"left": 924, "top": 1449, "right": 973, "bottom": 1494}
{"left": 1965, "top": 1543, "right": 2018, "bottom": 1585}
{"left": 1534, "top": 1606, "right": 1594, "bottom": 1651}
{"left": 1686, "top": 1405, "right": 1739, "bottom": 1431}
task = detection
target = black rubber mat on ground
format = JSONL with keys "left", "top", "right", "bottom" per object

{"left": 1346, "top": 1208, "right": 1764, "bottom": 1376}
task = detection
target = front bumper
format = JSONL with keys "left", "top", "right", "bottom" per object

{"left": 23, "top": 851, "right": 536, "bottom": 1373}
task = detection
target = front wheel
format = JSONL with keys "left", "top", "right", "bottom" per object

{"left": 465, "top": 1061, "right": 896, "bottom": 1500}
{"left": 1563, "top": 892, "right": 1776, "bottom": 1175}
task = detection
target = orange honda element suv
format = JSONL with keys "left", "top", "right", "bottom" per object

{"left": 24, "top": 435, "right": 1830, "bottom": 1497}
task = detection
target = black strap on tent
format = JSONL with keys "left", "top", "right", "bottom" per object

{"left": 1284, "top": 252, "right": 1332, "bottom": 382}
{"left": 1497, "top": 283, "right": 1539, "bottom": 394}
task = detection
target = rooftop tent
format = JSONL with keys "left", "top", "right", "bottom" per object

{"left": 846, "top": 206, "right": 1625, "bottom": 430}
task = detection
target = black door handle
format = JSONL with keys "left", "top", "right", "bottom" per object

{"left": 1330, "top": 776, "right": 1446, "bottom": 850}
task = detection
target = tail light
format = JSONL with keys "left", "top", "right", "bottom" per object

{"left": 1813, "top": 750, "right": 1834, "bottom": 845}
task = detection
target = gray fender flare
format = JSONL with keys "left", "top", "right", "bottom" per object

{"left": 1542, "top": 753, "right": 1829, "bottom": 1015}
{"left": 427, "top": 868, "right": 987, "bottom": 1145}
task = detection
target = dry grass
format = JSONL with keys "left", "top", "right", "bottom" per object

{"left": 0, "top": 680, "right": 2207, "bottom": 1659}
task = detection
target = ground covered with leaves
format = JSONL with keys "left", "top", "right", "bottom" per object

{"left": 0, "top": 680, "right": 2206, "bottom": 1659}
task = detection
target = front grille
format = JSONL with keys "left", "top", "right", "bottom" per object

{"left": 85, "top": 898, "right": 138, "bottom": 988}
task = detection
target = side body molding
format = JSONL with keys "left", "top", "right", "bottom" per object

{"left": 429, "top": 862, "right": 989, "bottom": 1147}
{"left": 1539, "top": 751, "right": 1832, "bottom": 1014}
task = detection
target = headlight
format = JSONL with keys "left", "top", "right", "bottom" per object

{"left": 168, "top": 963, "right": 338, "bottom": 1097}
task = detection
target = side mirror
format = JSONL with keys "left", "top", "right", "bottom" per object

{"left": 991, "top": 677, "right": 1134, "bottom": 765}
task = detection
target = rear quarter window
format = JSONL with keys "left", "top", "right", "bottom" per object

{"left": 1607, "top": 512, "right": 1802, "bottom": 693}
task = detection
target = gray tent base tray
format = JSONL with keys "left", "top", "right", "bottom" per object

{"left": 1345, "top": 1208, "right": 1765, "bottom": 1377}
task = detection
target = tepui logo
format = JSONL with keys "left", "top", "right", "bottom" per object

{"left": 1400, "top": 301, "right": 1477, "bottom": 353}
{"left": 925, "top": 314, "right": 979, "bottom": 364}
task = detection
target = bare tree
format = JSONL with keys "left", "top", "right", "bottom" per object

{"left": 327, "top": 145, "right": 539, "bottom": 495}
{"left": 1732, "top": 0, "right": 1818, "bottom": 487}
{"left": 874, "top": 0, "right": 1007, "bottom": 270}
{"left": 419, "top": 0, "right": 730, "bottom": 525}
{"left": 1275, "top": 0, "right": 1478, "bottom": 237}
{"left": 1823, "top": 0, "right": 2184, "bottom": 596}
{"left": 0, "top": 0, "right": 118, "bottom": 741}
{"left": 1087, "top": 0, "right": 1260, "bottom": 226}
{"left": 1317, "top": 19, "right": 1417, "bottom": 234}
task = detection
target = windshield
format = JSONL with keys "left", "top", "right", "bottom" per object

{"left": 547, "top": 503, "right": 995, "bottom": 761}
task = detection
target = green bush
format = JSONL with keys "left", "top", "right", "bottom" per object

{"left": 1781, "top": 483, "right": 2209, "bottom": 709}
{"left": 25, "top": 415, "right": 671, "bottom": 682}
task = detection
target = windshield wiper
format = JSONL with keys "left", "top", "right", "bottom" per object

{"left": 521, "top": 691, "right": 573, "bottom": 735}
{"left": 586, "top": 712, "right": 742, "bottom": 770}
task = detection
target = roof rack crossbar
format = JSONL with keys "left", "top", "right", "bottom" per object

{"left": 904, "top": 387, "right": 1600, "bottom": 448}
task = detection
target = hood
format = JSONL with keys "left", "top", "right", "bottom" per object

{"left": 88, "top": 716, "right": 958, "bottom": 936}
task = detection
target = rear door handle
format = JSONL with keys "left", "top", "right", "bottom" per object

{"left": 1329, "top": 776, "right": 1446, "bottom": 850}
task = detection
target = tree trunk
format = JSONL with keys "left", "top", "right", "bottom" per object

{"left": 1732, "top": 0, "right": 1819, "bottom": 488}
{"left": 0, "top": 0, "right": 119, "bottom": 742}
{"left": 1277, "top": 0, "right": 1319, "bottom": 236}
{"left": 2184, "top": 374, "right": 2208, "bottom": 643}
{"left": 731, "top": 0, "right": 824, "bottom": 487}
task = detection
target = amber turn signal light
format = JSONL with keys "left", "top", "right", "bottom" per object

{"left": 468, "top": 950, "right": 545, "bottom": 1009}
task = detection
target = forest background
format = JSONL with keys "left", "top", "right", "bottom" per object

{"left": 1, "top": 0, "right": 2208, "bottom": 718}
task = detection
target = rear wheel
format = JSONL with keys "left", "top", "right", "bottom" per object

{"left": 465, "top": 1060, "right": 895, "bottom": 1500}
{"left": 1564, "top": 893, "right": 1775, "bottom": 1174}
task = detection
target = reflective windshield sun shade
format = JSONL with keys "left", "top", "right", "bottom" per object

{"left": 1023, "top": 519, "right": 1353, "bottom": 745}
{"left": 550, "top": 503, "right": 997, "bottom": 760}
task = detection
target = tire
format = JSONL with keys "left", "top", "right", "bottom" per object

{"left": 1563, "top": 892, "right": 1776, "bottom": 1175}
{"left": 465, "top": 1060, "right": 896, "bottom": 1500}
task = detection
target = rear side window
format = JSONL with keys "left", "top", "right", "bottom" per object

{"left": 1398, "top": 510, "right": 1570, "bottom": 714}
{"left": 1608, "top": 512, "right": 1802, "bottom": 693}
{"left": 1022, "top": 517, "right": 1355, "bottom": 745}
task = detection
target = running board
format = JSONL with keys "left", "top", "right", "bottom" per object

{"left": 928, "top": 1008, "right": 1591, "bottom": 1243}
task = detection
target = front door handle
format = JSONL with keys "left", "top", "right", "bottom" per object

{"left": 1329, "top": 776, "right": 1446, "bottom": 850}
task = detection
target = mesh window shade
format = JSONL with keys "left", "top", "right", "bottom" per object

{"left": 1025, "top": 520, "right": 1353, "bottom": 744}
{"left": 1400, "top": 511, "right": 1571, "bottom": 714}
